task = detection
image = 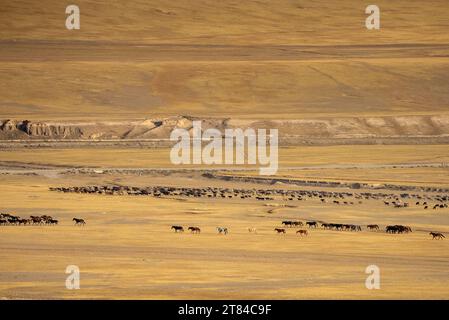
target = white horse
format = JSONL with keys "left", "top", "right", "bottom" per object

{"left": 217, "top": 227, "right": 228, "bottom": 235}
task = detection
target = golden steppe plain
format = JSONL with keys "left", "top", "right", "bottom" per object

{"left": 1, "top": 146, "right": 449, "bottom": 299}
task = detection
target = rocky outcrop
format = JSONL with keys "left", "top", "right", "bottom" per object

{"left": 2, "top": 114, "right": 449, "bottom": 143}
{"left": 22, "top": 121, "right": 82, "bottom": 137}
{"left": 0, "top": 120, "right": 83, "bottom": 139}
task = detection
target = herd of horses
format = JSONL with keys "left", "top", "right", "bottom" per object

{"left": 2, "top": 211, "right": 444, "bottom": 240}
{"left": 171, "top": 220, "right": 445, "bottom": 239}
{"left": 0, "top": 213, "right": 86, "bottom": 226}
{"left": 385, "top": 225, "right": 412, "bottom": 234}
{"left": 276, "top": 220, "right": 396, "bottom": 234}
{"left": 51, "top": 185, "right": 448, "bottom": 240}
{"left": 171, "top": 225, "right": 228, "bottom": 234}
{"left": 0, "top": 213, "right": 59, "bottom": 225}
{"left": 281, "top": 220, "right": 362, "bottom": 232}
{"left": 51, "top": 185, "right": 449, "bottom": 213}
{"left": 384, "top": 200, "right": 449, "bottom": 210}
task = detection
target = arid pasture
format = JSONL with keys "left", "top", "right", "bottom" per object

{"left": 1, "top": 146, "right": 449, "bottom": 299}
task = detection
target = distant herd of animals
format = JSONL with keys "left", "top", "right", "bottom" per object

{"left": 384, "top": 200, "right": 448, "bottom": 210}
{"left": 50, "top": 185, "right": 449, "bottom": 212}
{"left": 0, "top": 213, "right": 86, "bottom": 226}
{"left": 171, "top": 220, "right": 445, "bottom": 240}
{"left": 5, "top": 184, "right": 448, "bottom": 241}
{"left": 1, "top": 212, "right": 444, "bottom": 239}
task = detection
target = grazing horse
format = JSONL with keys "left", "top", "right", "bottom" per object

{"left": 367, "top": 224, "right": 379, "bottom": 231}
{"left": 430, "top": 232, "right": 445, "bottom": 240}
{"left": 248, "top": 227, "right": 257, "bottom": 234}
{"left": 217, "top": 227, "right": 228, "bottom": 235}
{"left": 171, "top": 225, "right": 184, "bottom": 233}
{"left": 306, "top": 221, "right": 317, "bottom": 228}
{"left": 274, "top": 228, "right": 286, "bottom": 234}
{"left": 296, "top": 230, "right": 308, "bottom": 236}
{"left": 73, "top": 218, "right": 86, "bottom": 226}
{"left": 188, "top": 226, "right": 201, "bottom": 234}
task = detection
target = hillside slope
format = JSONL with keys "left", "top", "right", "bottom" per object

{"left": 1, "top": 0, "right": 449, "bottom": 45}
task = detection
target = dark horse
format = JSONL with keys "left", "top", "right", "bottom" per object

{"left": 430, "top": 232, "right": 445, "bottom": 240}
{"left": 282, "top": 220, "right": 293, "bottom": 227}
{"left": 188, "top": 226, "right": 201, "bottom": 234}
{"left": 367, "top": 224, "right": 379, "bottom": 231}
{"left": 73, "top": 218, "right": 86, "bottom": 226}
{"left": 274, "top": 228, "right": 286, "bottom": 234}
{"left": 171, "top": 225, "right": 184, "bottom": 232}
{"left": 306, "top": 221, "right": 318, "bottom": 228}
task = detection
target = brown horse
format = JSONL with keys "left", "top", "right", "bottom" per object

{"left": 188, "top": 226, "right": 201, "bottom": 234}
{"left": 171, "top": 225, "right": 184, "bottom": 232}
{"left": 274, "top": 228, "right": 286, "bottom": 234}
{"left": 430, "top": 232, "right": 445, "bottom": 240}
{"left": 367, "top": 224, "right": 379, "bottom": 231}
{"left": 73, "top": 218, "right": 86, "bottom": 226}
{"left": 296, "top": 230, "right": 308, "bottom": 236}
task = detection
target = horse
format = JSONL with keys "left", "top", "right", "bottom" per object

{"left": 306, "top": 221, "right": 317, "bottom": 228}
{"left": 217, "top": 227, "right": 228, "bottom": 235}
{"left": 188, "top": 226, "right": 201, "bottom": 234}
{"left": 430, "top": 232, "right": 445, "bottom": 240}
{"left": 296, "top": 230, "right": 308, "bottom": 236}
{"left": 281, "top": 221, "right": 293, "bottom": 227}
{"left": 274, "top": 228, "right": 286, "bottom": 234}
{"left": 171, "top": 225, "right": 184, "bottom": 232}
{"left": 48, "top": 219, "right": 58, "bottom": 225}
{"left": 367, "top": 224, "right": 379, "bottom": 231}
{"left": 73, "top": 218, "right": 86, "bottom": 226}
